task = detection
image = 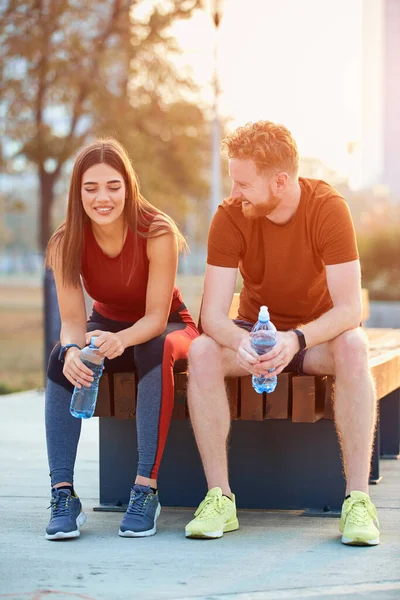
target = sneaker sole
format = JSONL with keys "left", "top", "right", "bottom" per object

{"left": 118, "top": 504, "right": 161, "bottom": 538}
{"left": 185, "top": 518, "right": 239, "bottom": 539}
{"left": 341, "top": 535, "right": 380, "bottom": 546}
{"left": 45, "top": 511, "right": 87, "bottom": 541}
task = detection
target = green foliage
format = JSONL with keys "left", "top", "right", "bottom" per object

{"left": 1, "top": 0, "right": 210, "bottom": 249}
{"left": 0, "top": 382, "right": 21, "bottom": 395}
{"left": 358, "top": 228, "right": 400, "bottom": 301}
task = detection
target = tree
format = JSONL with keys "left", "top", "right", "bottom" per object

{"left": 0, "top": 195, "right": 14, "bottom": 248}
{"left": 1, "top": 0, "right": 210, "bottom": 252}
{"left": 1, "top": 0, "right": 212, "bottom": 366}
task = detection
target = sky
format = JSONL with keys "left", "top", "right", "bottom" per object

{"left": 171, "top": 0, "right": 363, "bottom": 178}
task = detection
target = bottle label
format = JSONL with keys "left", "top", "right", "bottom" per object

{"left": 81, "top": 358, "right": 103, "bottom": 380}
{"left": 251, "top": 331, "right": 276, "bottom": 356}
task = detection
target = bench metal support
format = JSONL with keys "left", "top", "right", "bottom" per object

{"left": 369, "top": 424, "right": 383, "bottom": 484}
{"left": 95, "top": 417, "right": 347, "bottom": 513}
{"left": 379, "top": 389, "right": 400, "bottom": 460}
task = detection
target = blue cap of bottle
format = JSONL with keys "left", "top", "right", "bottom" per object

{"left": 89, "top": 336, "right": 99, "bottom": 348}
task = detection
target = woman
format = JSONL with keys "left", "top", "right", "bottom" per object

{"left": 45, "top": 138, "right": 198, "bottom": 540}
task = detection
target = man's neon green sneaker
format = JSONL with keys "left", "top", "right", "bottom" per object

{"left": 339, "top": 491, "right": 380, "bottom": 546}
{"left": 185, "top": 487, "right": 239, "bottom": 539}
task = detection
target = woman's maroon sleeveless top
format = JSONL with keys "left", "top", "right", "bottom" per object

{"left": 81, "top": 223, "right": 183, "bottom": 322}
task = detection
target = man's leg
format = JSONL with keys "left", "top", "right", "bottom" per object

{"left": 187, "top": 334, "right": 248, "bottom": 495}
{"left": 303, "top": 327, "right": 377, "bottom": 494}
{"left": 185, "top": 334, "right": 247, "bottom": 538}
{"left": 303, "top": 327, "right": 379, "bottom": 545}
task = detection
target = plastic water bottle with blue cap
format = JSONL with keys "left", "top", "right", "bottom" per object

{"left": 251, "top": 306, "right": 277, "bottom": 394}
{"left": 70, "top": 336, "right": 104, "bottom": 418}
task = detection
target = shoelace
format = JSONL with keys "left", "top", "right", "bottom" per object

{"left": 48, "top": 490, "right": 71, "bottom": 517}
{"left": 345, "top": 498, "right": 375, "bottom": 526}
{"left": 126, "top": 490, "right": 152, "bottom": 516}
{"left": 194, "top": 495, "right": 223, "bottom": 518}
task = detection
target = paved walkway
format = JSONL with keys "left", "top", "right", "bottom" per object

{"left": 0, "top": 390, "right": 399, "bottom": 600}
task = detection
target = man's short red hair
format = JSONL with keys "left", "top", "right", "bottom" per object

{"left": 222, "top": 121, "right": 299, "bottom": 176}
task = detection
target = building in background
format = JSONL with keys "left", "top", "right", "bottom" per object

{"left": 382, "top": 0, "right": 400, "bottom": 198}
{"left": 358, "top": 0, "right": 400, "bottom": 198}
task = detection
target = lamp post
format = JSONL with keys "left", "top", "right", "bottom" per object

{"left": 206, "top": 0, "right": 225, "bottom": 222}
{"left": 44, "top": 265, "right": 61, "bottom": 370}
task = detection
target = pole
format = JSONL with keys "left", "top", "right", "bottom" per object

{"left": 210, "top": 0, "right": 223, "bottom": 222}
{"left": 44, "top": 265, "right": 61, "bottom": 372}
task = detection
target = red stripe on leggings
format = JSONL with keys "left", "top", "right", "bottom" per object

{"left": 150, "top": 320, "right": 198, "bottom": 478}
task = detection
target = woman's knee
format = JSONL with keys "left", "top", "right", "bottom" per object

{"left": 47, "top": 342, "right": 73, "bottom": 392}
{"left": 47, "top": 343, "right": 62, "bottom": 376}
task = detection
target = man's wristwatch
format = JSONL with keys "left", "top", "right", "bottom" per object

{"left": 291, "top": 329, "right": 306, "bottom": 351}
{"left": 58, "top": 344, "right": 81, "bottom": 363}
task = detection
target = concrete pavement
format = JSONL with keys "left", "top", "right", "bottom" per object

{"left": 0, "top": 390, "right": 399, "bottom": 600}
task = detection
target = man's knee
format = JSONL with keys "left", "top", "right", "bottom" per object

{"left": 330, "top": 329, "right": 369, "bottom": 374}
{"left": 188, "top": 334, "right": 222, "bottom": 376}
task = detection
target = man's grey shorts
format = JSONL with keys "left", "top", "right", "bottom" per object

{"left": 233, "top": 318, "right": 307, "bottom": 375}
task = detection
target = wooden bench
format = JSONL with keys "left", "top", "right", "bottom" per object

{"left": 93, "top": 289, "right": 400, "bottom": 514}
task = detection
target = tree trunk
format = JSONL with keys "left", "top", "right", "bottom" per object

{"left": 39, "top": 167, "right": 56, "bottom": 253}
{"left": 38, "top": 166, "right": 61, "bottom": 369}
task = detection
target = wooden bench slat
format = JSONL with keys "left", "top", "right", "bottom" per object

{"left": 292, "top": 375, "right": 325, "bottom": 423}
{"left": 228, "top": 294, "right": 240, "bottom": 319}
{"left": 113, "top": 373, "right": 136, "bottom": 419}
{"left": 94, "top": 372, "right": 112, "bottom": 417}
{"left": 370, "top": 353, "right": 400, "bottom": 400}
{"left": 366, "top": 329, "right": 400, "bottom": 399}
{"left": 239, "top": 375, "right": 265, "bottom": 420}
{"left": 172, "top": 372, "right": 188, "bottom": 420}
{"left": 226, "top": 377, "right": 240, "bottom": 419}
{"left": 367, "top": 328, "right": 400, "bottom": 354}
{"left": 265, "top": 373, "right": 291, "bottom": 419}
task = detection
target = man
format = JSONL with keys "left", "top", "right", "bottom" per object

{"left": 185, "top": 121, "right": 379, "bottom": 546}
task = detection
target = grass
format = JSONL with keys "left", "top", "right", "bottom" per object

{"left": 0, "top": 285, "right": 44, "bottom": 393}
{"left": 0, "top": 276, "right": 207, "bottom": 394}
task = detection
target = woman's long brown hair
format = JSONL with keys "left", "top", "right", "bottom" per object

{"left": 45, "top": 138, "right": 187, "bottom": 287}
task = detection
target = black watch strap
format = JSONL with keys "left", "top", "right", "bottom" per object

{"left": 291, "top": 329, "right": 306, "bottom": 351}
{"left": 58, "top": 344, "right": 81, "bottom": 363}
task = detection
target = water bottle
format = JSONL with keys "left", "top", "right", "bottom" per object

{"left": 70, "top": 337, "right": 104, "bottom": 419}
{"left": 251, "top": 306, "right": 277, "bottom": 394}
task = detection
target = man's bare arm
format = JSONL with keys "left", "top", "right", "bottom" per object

{"left": 251, "top": 260, "right": 363, "bottom": 377}
{"left": 201, "top": 265, "right": 248, "bottom": 352}
{"left": 297, "top": 259, "right": 362, "bottom": 348}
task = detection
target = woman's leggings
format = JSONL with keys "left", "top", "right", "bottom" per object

{"left": 45, "top": 304, "right": 198, "bottom": 487}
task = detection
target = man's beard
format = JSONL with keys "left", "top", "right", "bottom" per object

{"left": 240, "top": 194, "right": 280, "bottom": 219}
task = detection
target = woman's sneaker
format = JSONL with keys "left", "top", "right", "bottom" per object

{"left": 340, "top": 490, "right": 380, "bottom": 546}
{"left": 118, "top": 484, "right": 161, "bottom": 537}
{"left": 185, "top": 487, "right": 239, "bottom": 539}
{"left": 46, "top": 488, "right": 86, "bottom": 540}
